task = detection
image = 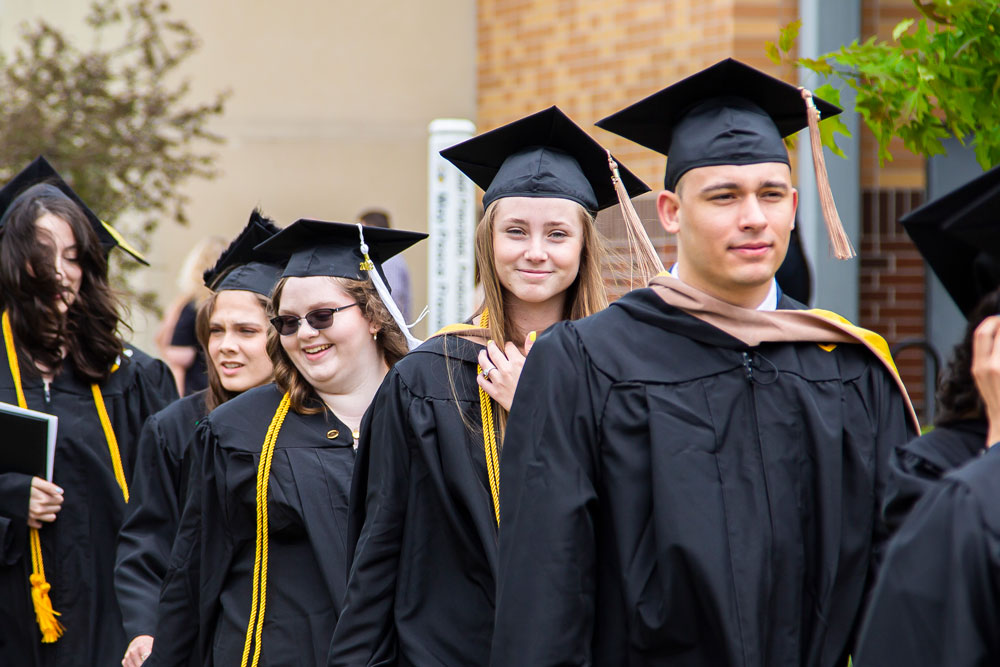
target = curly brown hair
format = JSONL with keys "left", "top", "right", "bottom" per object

{"left": 267, "top": 275, "right": 408, "bottom": 414}
{"left": 935, "top": 286, "right": 1000, "bottom": 425}
{"left": 0, "top": 183, "right": 123, "bottom": 382}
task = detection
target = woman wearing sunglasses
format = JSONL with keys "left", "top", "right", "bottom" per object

{"left": 329, "top": 107, "right": 654, "bottom": 666}
{"left": 0, "top": 158, "right": 177, "bottom": 667}
{"left": 115, "top": 211, "right": 284, "bottom": 667}
{"left": 147, "top": 219, "right": 425, "bottom": 667}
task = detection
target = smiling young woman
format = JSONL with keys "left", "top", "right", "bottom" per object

{"left": 0, "top": 158, "right": 177, "bottom": 667}
{"left": 328, "top": 106, "right": 652, "bottom": 666}
{"left": 146, "top": 219, "right": 424, "bottom": 667}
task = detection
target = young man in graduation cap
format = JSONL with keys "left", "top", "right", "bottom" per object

{"left": 491, "top": 59, "right": 919, "bottom": 667}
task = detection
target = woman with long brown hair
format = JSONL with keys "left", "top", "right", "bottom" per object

{"left": 0, "top": 157, "right": 177, "bottom": 666}
{"left": 115, "top": 211, "right": 283, "bottom": 667}
{"left": 329, "top": 107, "right": 652, "bottom": 666}
{"left": 147, "top": 219, "right": 425, "bottom": 666}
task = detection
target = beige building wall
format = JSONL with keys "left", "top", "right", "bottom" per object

{"left": 0, "top": 0, "right": 478, "bottom": 347}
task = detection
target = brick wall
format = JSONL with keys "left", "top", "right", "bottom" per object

{"left": 477, "top": 0, "right": 798, "bottom": 191}
{"left": 859, "top": 189, "right": 928, "bottom": 417}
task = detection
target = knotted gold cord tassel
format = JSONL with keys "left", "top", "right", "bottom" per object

{"left": 3, "top": 311, "right": 64, "bottom": 642}
{"left": 800, "top": 88, "right": 855, "bottom": 260}
{"left": 607, "top": 151, "right": 664, "bottom": 288}
{"left": 29, "top": 532, "right": 63, "bottom": 642}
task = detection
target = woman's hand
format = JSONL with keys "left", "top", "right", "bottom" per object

{"left": 28, "top": 477, "right": 63, "bottom": 529}
{"left": 477, "top": 332, "right": 537, "bottom": 411}
{"left": 122, "top": 635, "right": 154, "bottom": 666}
{"left": 971, "top": 315, "right": 1000, "bottom": 449}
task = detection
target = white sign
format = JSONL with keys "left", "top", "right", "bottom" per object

{"left": 427, "top": 119, "right": 476, "bottom": 332}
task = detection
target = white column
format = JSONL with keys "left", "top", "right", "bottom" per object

{"left": 427, "top": 119, "right": 477, "bottom": 332}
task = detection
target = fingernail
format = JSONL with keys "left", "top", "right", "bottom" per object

{"left": 528, "top": 331, "right": 537, "bottom": 342}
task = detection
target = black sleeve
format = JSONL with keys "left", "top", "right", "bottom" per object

{"left": 327, "top": 371, "right": 412, "bottom": 666}
{"left": 120, "top": 353, "right": 180, "bottom": 478}
{"left": 868, "top": 365, "right": 919, "bottom": 571}
{"left": 881, "top": 444, "right": 945, "bottom": 536}
{"left": 491, "top": 325, "right": 601, "bottom": 667}
{"left": 169, "top": 303, "right": 198, "bottom": 347}
{"left": 115, "top": 413, "right": 187, "bottom": 640}
{"left": 146, "top": 423, "right": 217, "bottom": 667}
{"left": 855, "top": 464, "right": 1000, "bottom": 666}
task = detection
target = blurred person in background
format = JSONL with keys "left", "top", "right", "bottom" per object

{"left": 156, "top": 235, "right": 227, "bottom": 396}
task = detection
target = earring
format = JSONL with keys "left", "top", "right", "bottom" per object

{"left": 373, "top": 331, "right": 378, "bottom": 341}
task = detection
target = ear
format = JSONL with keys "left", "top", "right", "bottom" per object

{"left": 657, "top": 190, "right": 682, "bottom": 235}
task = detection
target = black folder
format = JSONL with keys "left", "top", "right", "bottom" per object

{"left": 0, "top": 402, "right": 57, "bottom": 481}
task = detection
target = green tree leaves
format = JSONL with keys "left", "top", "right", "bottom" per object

{"left": 769, "top": 0, "right": 1000, "bottom": 169}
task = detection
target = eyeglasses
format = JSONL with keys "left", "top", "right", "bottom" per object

{"left": 270, "top": 303, "right": 359, "bottom": 336}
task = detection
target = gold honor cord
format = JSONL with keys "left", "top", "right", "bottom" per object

{"left": 240, "top": 391, "right": 291, "bottom": 667}
{"left": 2, "top": 311, "right": 62, "bottom": 641}
{"left": 477, "top": 309, "right": 501, "bottom": 526}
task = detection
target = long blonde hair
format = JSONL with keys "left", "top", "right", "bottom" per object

{"left": 447, "top": 198, "right": 608, "bottom": 436}
{"left": 473, "top": 198, "right": 608, "bottom": 347}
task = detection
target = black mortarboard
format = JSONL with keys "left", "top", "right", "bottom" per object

{"left": 596, "top": 58, "right": 841, "bottom": 191}
{"left": 0, "top": 156, "right": 148, "bottom": 264}
{"left": 900, "top": 164, "right": 1000, "bottom": 317}
{"left": 440, "top": 106, "right": 650, "bottom": 212}
{"left": 203, "top": 209, "right": 285, "bottom": 296}
{"left": 254, "top": 218, "right": 427, "bottom": 288}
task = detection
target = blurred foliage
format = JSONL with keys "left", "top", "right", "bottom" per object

{"left": 0, "top": 0, "right": 228, "bottom": 317}
{"left": 767, "top": 0, "right": 1000, "bottom": 168}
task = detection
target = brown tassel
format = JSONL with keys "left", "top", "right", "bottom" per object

{"left": 799, "top": 88, "right": 855, "bottom": 260}
{"left": 606, "top": 150, "right": 664, "bottom": 288}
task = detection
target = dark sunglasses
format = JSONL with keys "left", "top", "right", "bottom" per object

{"left": 270, "top": 303, "right": 359, "bottom": 336}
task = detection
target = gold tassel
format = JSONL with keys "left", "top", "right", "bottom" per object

{"left": 4, "top": 311, "right": 64, "bottom": 642}
{"left": 29, "top": 532, "right": 63, "bottom": 642}
{"left": 799, "top": 88, "right": 855, "bottom": 260}
{"left": 606, "top": 151, "right": 665, "bottom": 288}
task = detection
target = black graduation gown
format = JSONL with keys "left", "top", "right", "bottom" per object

{"left": 148, "top": 384, "right": 355, "bottom": 667}
{"left": 491, "top": 288, "right": 915, "bottom": 667}
{"left": 0, "top": 344, "right": 177, "bottom": 667}
{"left": 882, "top": 418, "right": 986, "bottom": 533}
{"left": 328, "top": 334, "right": 498, "bottom": 667}
{"left": 115, "top": 390, "right": 208, "bottom": 642}
{"left": 854, "top": 445, "right": 1000, "bottom": 667}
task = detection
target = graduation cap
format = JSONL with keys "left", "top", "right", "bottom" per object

{"left": 0, "top": 156, "right": 148, "bottom": 265}
{"left": 202, "top": 209, "right": 285, "bottom": 296}
{"left": 255, "top": 218, "right": 428, "bottom": 349}
{"left": 900, "top": 164, "right": 1000, "bottom": 318}
{"left": 597, "top": 58, "right": 855, "bottom": 260}
{"left": 440, "top": 105, "right": 650, "bottom": 212}
{"left": 441, "top": 105, "right": 663, "bottom": 280}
